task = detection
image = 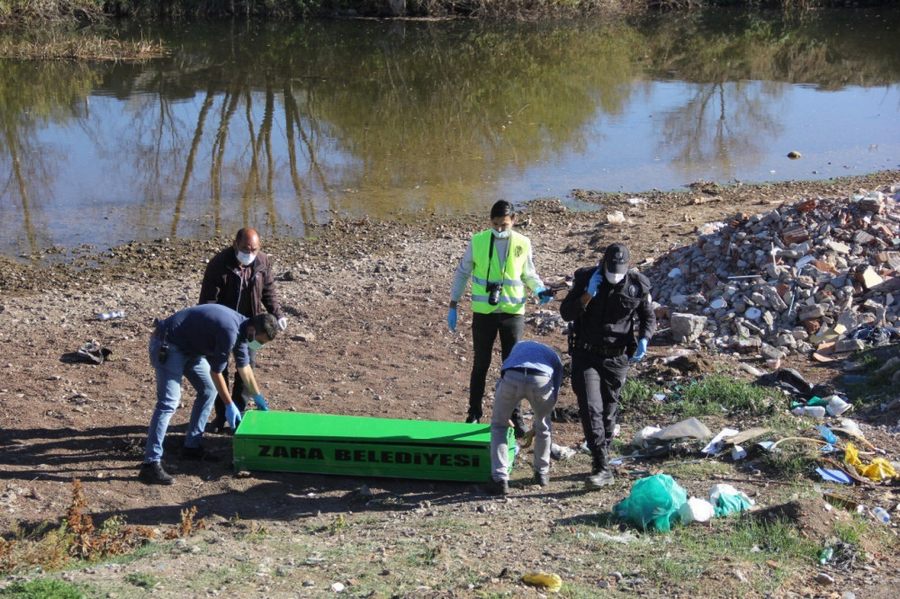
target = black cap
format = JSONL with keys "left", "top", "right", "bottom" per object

{"left": 490, "top": 200, "right": 514, "bottom": 219}
{"left": 602, "top": 243, "right": 630, "bottom": 274}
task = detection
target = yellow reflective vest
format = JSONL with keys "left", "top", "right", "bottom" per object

{"left": 470, "top": 229, "right": 531, "bottom": 315}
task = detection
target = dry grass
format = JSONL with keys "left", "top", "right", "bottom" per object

{"left": 0, "top": 33, "right": 165, "bottom": 61}
{"left": 0, "top": 479, "right": 202, "bottom": 575}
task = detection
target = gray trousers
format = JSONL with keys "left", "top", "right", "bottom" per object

{"left": 490, "top": 369, "right": 557, "bottom": 482}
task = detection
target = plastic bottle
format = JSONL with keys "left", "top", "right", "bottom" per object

{"left": 818, "top": 546, "right": 833, "bottom": 565}
{"left": 96, "top": 310, "right": 125, "bottom": 321}
{"left": 871, "top": 506, "right": 891, "bottom": 524}
{"left": 791, "top": 406, "right": 826, "bottom": 419}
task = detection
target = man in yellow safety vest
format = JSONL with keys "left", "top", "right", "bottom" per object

{"left": 447, "top": 200, "right": 552, "bottom": 432}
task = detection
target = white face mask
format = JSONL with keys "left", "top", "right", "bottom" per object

{"left": 492, "top": 228, "right": 511, "bottom": 239}
{"left": 236, "top": 250, "right": 257, "bottom": 266}
{"left": 248, "top": 339, "right": 263, "bottom": 351}
{"left": 605, "top": 268, "right": 626, "bottom": 284}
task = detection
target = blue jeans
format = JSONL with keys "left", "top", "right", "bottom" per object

{"left": 144, "top": 336, "right": 218, "bottom": 464}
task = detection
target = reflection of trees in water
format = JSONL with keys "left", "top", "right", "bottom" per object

{"left": 2, "top": 12, "right": 899, "bottom": 253}
{"left": 660, "top": 81, "right": 782, "bottom": 176}
{"left": 0, "top": 60, "right": 97, "bottom": 254}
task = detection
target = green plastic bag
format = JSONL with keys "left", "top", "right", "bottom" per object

{"left": 613, "top": 474, "right": 687, "bottom": 532}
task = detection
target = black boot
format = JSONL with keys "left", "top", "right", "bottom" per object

{"left": 586, "top": 452, "right": 614, "bottom": 489}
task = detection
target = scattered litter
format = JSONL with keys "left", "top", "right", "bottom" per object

{"left": 816, "top": 468, "right": 852, "bottom": 485}
{"left": 625, "top": 197, "right": 645, "bottom": 206}
{"left": 95, "top": 310, "right": 125, "bottom": 321}
{"left": 791, "top": 405, "right": 826, "bottom": 419}
{"left": 817, "top": 425, "right": 838, "bottom": 445}
{"left": 652, "top": 418, "right": 712, "bottom": 442}
{"left": 845, "top": 443, "right": 897, "bottom": 482}
{"left": 710, "top": 484, "right": 755, "bottom": 517}
{"left": 702, "top": 428, "right": 739, "bottom": 455}
{"left": 871, "top": 506, "right": 891, "bottom": 524}
{"left": 825, "top": 395, "right": 852, "bottom": 417}
{"left": 731, "top": 445, "right": 747, "bottom": 461}
{"left": 757, "top": 441, "right": 775, "bottom": 452}
{"left": 632, "top": 426, "right": 662, "bottom": 448}
{"left": 606, "top": 211, "right": 626, "bottom": 224}
{"left": 613, "top": 474, "right": 687, "bottom": 532}
{"left": 652, "top": 393, "right": 667, "bottom": 402}
{"left": 62, "top": 341, "right": 113, "bottom": 365}
{"left": 678, "top": 497, "right": 715, "bottom": 524}
{"left": 522, "top": 572, "right": 562, "bottom": 593}
{"left": 550, "top": 443, "right": 576, "bottom": 461}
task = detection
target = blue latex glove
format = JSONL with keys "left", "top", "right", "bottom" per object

{"left": 587, "top": 269, "right": 603, "bottom": 297}
{"left": 536, "top": 286, "right": 553, "bottom": 305}
{"left": 252, "top": 393, "right": 269, "bottom": 411}
{"left": 630, "top": 338, "right": 648, "bottom": 363}
{"left": 225, "top": 402, "right": 242, "bottom": 429}
{"left": 447, "top": 307, "right": 458, "bottom": 332}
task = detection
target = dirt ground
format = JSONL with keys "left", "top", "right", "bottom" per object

{"left": 1, "top": 171, "right": 899, "bottom": 597}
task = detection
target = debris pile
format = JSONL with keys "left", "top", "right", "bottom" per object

{"left": 648, "top": 186, "right": 900, "bottom": 358}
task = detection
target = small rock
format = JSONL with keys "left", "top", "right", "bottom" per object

{"left": 331, "top": 582, "right": 345, "bottom": 593}
{"left": 787, "top": 150, "right": 802, "bottom": 159}
{"left": 815, "top": 572, "right": 835, "bottom": 585}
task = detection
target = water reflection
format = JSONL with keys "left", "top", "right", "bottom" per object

{"left": 1, "top": 10, "right": 899, "bottom": 255}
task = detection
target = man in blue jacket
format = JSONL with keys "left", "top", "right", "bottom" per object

{"left": 488, "top": 340, "right": 563, "bottom": 495}
{"left": 139, "top": 303, "right": 279, "bottom": 485}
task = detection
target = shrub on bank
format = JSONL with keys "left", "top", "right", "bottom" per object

{"left": 1, "top": 0, "right": 896, "bottom": 26}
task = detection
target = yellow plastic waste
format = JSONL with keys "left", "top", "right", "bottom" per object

{"left": 844, "top": 443, "right": 898, "bottom": 482}
{"left": 522, "top": 572, "right": 562, "bottom": 593}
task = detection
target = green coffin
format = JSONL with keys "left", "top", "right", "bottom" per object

{"left": 233, "top": 411, "right": 515, "bottom": 482}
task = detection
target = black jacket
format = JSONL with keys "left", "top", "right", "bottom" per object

{"left": 199, "top": 247, "right": 284, "bottom": 319}
{"left": 559, "top": 266, "right": 656, "bottom": 350}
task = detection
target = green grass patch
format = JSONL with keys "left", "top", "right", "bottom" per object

{"left": 675, "top": 375, "right": 772, "bottom": 415}
{"left": 760, "top": 444, "right": 820, "bottom": 480}
{"left": 123, "top": 572, "right": 158, "bottom": 589}
{"left": 662, "top": 458, "right": 733, "bottom": 480}
{"left": 0, "top": 578, "right": 89, "bottom": 599}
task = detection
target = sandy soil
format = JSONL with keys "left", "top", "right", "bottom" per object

{"left": 1, "top": 171, "right": 898, "bottom": 597}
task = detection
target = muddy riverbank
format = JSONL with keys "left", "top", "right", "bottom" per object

{"left": 1, "top": 171, "right": 898, "bottom": 597}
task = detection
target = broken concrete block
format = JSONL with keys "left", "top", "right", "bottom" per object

{"left": 826, "top": 240, "right": 850, "bottom": 254}
{"left": 859, "top": 266, "right": 884, "bottom": 290}
{"left": 834, "top": 338, "right": 866, "bottom": 353}
{"left": 798, "top": 304, "right": 825, "bottom": 321}
{"left": 670, "top": 313, "right": 707, "bottom": 343}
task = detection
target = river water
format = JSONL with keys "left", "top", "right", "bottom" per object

{"left": 1, "top": 9, "right": 899, "bottom": 255}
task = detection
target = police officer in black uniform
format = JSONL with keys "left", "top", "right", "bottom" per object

{"left": 560, "top": 243, "right": 656, "bottom": 489}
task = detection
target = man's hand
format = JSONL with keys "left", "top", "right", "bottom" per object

{"left": 252, "top": 393, "right": 269, "bottom": 411}
{"left": 630, "top": 338, "right": 649, "bottom": 363}
{"left": 225, "top": 403, "right": 242, "bottom": 429}
{"left": 536, "top": 287, "right": 553, "bottom": 305}
{"left": 277, "top": 317, "right": 288, "bottom": 331}
{"left": 447, "top": 307, "right": 458, "bottom": 332}
{"left": 587, "top": 269, "right": 603, "bottom": 297}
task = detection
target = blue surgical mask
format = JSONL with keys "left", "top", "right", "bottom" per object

{"left": 248, "top": 340, "right": 263, "bottom": 351}
{"left": 236, "top": 250, "right": 257, "bottom": 266}
{"left": 492, "top": 228, "right": 511, "bottom": 239}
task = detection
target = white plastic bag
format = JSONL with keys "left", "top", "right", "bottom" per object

{"left": 679, "top": 497, "right": 715, "bottom": 524}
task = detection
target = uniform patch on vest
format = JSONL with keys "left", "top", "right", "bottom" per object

{"left": 514, "top": 246, "right": 523, "bottom": 258}
{"left": 629, "top": 284, "right": 639, "bottom": 296}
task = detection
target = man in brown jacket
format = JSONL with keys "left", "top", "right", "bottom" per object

{"left": 200, "top": 227, "right": 287, "bottom": 432}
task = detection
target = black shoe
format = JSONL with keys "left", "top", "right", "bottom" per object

{"left": 139, "top": 462, "right": 174, "bottom": 485}
{"left": 180, "top": 446, "right": 220, "bottom": 462}
{"left": 487, "top": 479, "right": 509, "bottom": 496}
{"left": 513, "top": 423, "right": 529, "bottom": 439}
{"left": 208, "top": 417, "right": 227, "bottom": 434}
{"left": 465, "top": 411, "right": 482, "bottom": 424}
{"left": 585, "top": 469, "right": 614, "bottom": 489}
{"left": 534, "top": 472, "right": 549, "bottom": 487}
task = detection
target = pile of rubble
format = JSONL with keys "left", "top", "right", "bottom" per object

{"left": 647, "top": 185, "right": 900, "bottom": 360}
